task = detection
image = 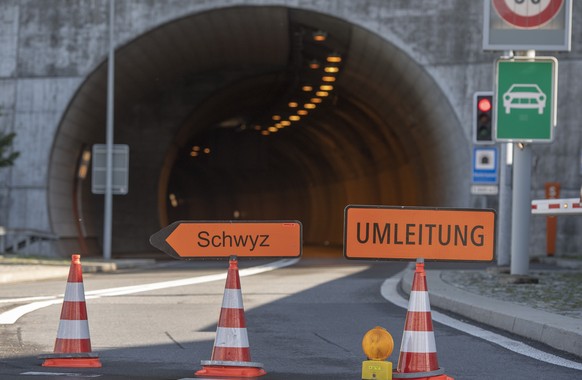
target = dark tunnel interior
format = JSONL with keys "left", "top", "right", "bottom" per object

{"left": 48, "top": 6, "right": 468, "bottom": 257}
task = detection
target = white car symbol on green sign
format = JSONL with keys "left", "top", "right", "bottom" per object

{"left": 503, "top": 84, "right": 546, "bottom": 115}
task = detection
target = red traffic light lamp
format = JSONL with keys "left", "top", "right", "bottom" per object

{"left": 473, "top": 91, "right": 494, "bottom": 144}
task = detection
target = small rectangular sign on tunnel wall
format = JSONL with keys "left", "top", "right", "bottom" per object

{"left": 343, "top": 205, "right": 496, "bottom": 261}
{"left": 91, "top": 144, "right": 129, "bottom": 195}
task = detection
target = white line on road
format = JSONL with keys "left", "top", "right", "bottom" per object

{"left": 21, "top": 372, "right": 101, "bottom": 377}
{"left": 381, "top": 270, "right": 582, "bottom": 371}
{"left": 0, "top": 258, "right": 299, "bottom": 325}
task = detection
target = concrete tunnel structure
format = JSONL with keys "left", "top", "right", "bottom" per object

{"left": 49, "top": 6, "right": 466, "bottom": 256}
{"left": 2, "top": 1, "right": 581, "bottom": 258}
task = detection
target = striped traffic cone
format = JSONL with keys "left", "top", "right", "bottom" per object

{"left": 393, "top": 259, "right": 453, "bottom": 380}
{"left": 195, "top": 257, "right": 266, "bottom": 378}
{"left": 41, "top": 254, "right": 101, "bottom": 368}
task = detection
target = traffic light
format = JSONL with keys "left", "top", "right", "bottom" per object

{"left": 473, "top": 92, "right": 493, "bottom": 144}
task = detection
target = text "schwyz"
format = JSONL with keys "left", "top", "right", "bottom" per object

{"left": 197, "top": 231, "right": 270, "bottom": 251}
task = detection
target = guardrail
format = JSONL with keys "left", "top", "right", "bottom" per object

{"left": 0, "top": 227, "right": 59, "bottom": 255}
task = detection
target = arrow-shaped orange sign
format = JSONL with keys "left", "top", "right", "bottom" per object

{"left": 150, "top": 220, "right": 302, "bottom": 259}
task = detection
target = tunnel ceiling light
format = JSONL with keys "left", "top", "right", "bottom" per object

{"left": 315, "top": 91, "right": 329, "bottom": 97}
{"left": 308, "top": 60, "right": 321, "bottom": 70}
{"left": 272, "top": 115, "right": 281, "bottom": 121}
{"left": 310, "top": 98, "right": 322, "bottom": 104}
{"left": 275, "top": 123, "right": 283, "bottom": 129}
{"left": 261, "top": 130, "right": 270, "bottom": 136}
{"left": 304, "top": 103, "right": 316, "bottom": 109}
{"left": 312, "top": 30, "right": 327, "bottom": 42}
{"left": 281, "top": 120, "right": 291, "bottom": 126}
{"left": 288, "top": 101, "right": 299, "bottom": 108}
{"left": 268, "top": 126, "right": 278, "bottom": 133}
{"left": 302, "top": 85, "right": 313, "bottom": 92}
{"left": 190, "top": 151, "right": 199, "bottom": 157}
{"left": 322, "top": 76, "right": 336, "bottom": 82}
{"left": 297, "top": 109, "right": 308, "bottom": 116}
{"left": 320, "top": 85, "right": 334, "bottom": 91}
{"left": 192, "top": 145, "right": 201, "bottom": 152}
{"left": 326, "top": 53, "right": 342, "bottom": 63}
{"left": 289, "top": 115, "right": 301, "bottom": 121}
{"left": 169, "top": 193, "right": 178, "bottom": 208}
{"left": 203, "top": 148, "right": 210, "bottom": 154}
{"left": 77, "top": 149, "right": 91, "bottom": 179}
{"left": 324, "top": 66, "right": 339, "bottom": 73}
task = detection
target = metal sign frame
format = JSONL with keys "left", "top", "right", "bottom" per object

{"left": 483, "top": 0, "right": 572, "bottom": 51}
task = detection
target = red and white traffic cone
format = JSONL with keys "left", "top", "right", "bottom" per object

{"left": 196, "top": 257, "right": 266, "bottom": 378}
{"left": 393, "top": 259, "right": 453, "bottom": 380}
{"left": 41, "top": 254, "right": 101, "bottom": 368}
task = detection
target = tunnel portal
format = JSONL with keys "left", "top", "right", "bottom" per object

{"left": 49, "top": 6, "right": 467, "bottom": 256}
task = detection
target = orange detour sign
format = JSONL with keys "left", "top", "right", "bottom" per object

{"left": 344, "top": 205, "right": 496, "bottom": 261}
{"left": 150, "top": 220, "right": 302, "bottom": 259}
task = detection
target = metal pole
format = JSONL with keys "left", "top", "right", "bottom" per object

{"left": 496, "top": 50, "right": 514, "bottom": 268}
{"left": 496, "top": 143, "right": 512, "bottom": 267}
{"left": 509, "top": 50, "right": 535, "bottom": 276}
{"left": 510, "top": 143, "right": 532, "bottom": 275}
{"left": 103, "top": 0, "right": 115, "bottom": 261}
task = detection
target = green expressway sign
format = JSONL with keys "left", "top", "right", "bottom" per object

{"left": 495, "top": 57, "right": 557, "bottom": 143}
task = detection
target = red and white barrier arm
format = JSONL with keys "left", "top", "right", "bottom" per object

{"left": 531, "top": 198, "right": 582, "bottom": 215}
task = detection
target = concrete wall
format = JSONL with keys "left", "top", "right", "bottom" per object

{"left": 1, "top": 0, "right": 581, "bottom": 257}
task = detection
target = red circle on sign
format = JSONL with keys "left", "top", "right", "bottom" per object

{"left": 492, "top": 0, "right": 564, "bottom": 29}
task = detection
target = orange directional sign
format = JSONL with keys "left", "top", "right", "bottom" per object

{"left": 150, "top": 220, "right": 302, "bottom": 259}
{"left": 344, "top": 205, "right": 496, "bottom": 261}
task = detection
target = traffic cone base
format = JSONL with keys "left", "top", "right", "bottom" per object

{"left": 393, "top": 367, "right": 445, "bottom": 379}
{"left": 42, "top": 356, "right": 102, "bottom": 368}
{"left": 196, "top": 360, "right": 267, "bottom": 378}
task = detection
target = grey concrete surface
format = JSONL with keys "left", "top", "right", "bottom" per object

{"left": 0, "top": 257, "right": 156, "bottom": 284}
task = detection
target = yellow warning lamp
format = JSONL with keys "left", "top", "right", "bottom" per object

{"left": 361, "top": 326, "right": 394, "bottom": 380}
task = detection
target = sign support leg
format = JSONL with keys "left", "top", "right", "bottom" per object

{"left": 496, "top": 143, "right": 512, "bottom": 267}
{"left": 103, "top": 0, "right": 115, "bottom": 261}
{"left": 510, "top": 143, "right": 531, "bottom": 275}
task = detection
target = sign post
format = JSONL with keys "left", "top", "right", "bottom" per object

{"left": 150, "top": 220, "right": 302, "bottom": 259}
{"left": 484, "top": 0, "right": 570, "bottom": 279}
{"left": 343, "top": 205, "right": 496, "bottom": 261}
{"left": 544, "top": 182, "right": 560, "bottom": 256}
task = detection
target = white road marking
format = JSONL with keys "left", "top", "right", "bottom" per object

{"left": 381, "top": 270, "right": 582, "bottom": 371}
{"left": 0, "top": 258, "right": 299, "bottom": 325}
{"left": 21, "top": 372, "right": 101, "bottom": 377}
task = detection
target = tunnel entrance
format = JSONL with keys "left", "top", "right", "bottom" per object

{"left": 49, "top": 6, "right": 468, "bottom": 257}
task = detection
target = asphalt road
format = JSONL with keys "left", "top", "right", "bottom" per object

{"left": 1, "top": 258, "right": 581, "bottom": 379}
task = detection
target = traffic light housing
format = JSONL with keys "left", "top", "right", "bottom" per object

{"left": 473, "top": 92, "right": 493, "bottom": 144}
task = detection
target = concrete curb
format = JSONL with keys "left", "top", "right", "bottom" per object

{"left": 401, "top": 268, "right": 582, "bottom": 358}
{"left": 0, "top": 259, "right": 156, "bottom": 284}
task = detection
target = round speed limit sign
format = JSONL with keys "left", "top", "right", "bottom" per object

{"left": 492, "top": 0, "right": 564, "bottom": 28}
